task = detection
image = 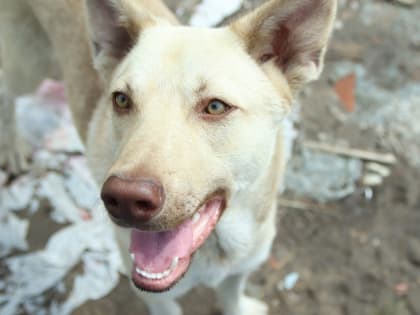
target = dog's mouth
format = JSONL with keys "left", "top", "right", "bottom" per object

{"left": 129, "top": 194, "right": 226, "bottom": 292}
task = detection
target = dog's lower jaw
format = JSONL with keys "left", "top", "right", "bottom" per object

{"left": 129, "top": 196, "right": 225, "bottom": 292}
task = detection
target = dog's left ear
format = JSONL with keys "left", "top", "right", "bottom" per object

{"left": 231, "top": 0, "right": 337, "bottom": 93}
{"left": 85, "top": 0, "right": 178, "bottom": 80}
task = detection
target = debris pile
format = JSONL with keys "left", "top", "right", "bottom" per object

{"left": 0, "top": 80, "right": 122, "bottom": 315}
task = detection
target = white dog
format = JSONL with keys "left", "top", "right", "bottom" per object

{"left": 0, "top": 0, "right": 336, "bottom": 314}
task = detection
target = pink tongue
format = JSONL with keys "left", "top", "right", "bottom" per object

{"left": 130, "top": 218, "right": 193, "bottom": 273}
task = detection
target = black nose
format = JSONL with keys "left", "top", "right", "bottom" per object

{"left": 101, "top": 176, "right": 164, "bottom": 227}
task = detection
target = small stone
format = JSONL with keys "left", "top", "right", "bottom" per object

{"left": 362, "top": 173, "right": 383, "bottom": 187}
{"left": 278, "top": 272, "right": 300, "bottom": 291}
{"left": 364, "top": 187, "right": 374, "bottom": 200}
{"left": 407, "top": 239, "right": 420, "bottom": 266}
{"left": 366, "top": 162, "right": 391, "bottom": 178}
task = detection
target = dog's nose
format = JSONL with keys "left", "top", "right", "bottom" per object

{"left": 101, "top": 176, "right": 164, "bottom": 226}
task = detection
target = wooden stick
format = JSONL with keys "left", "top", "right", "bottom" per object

{"left": 278, "top": 199, "right": 315, "bottom": 211}
{"left": 278, "top": 198, "right": 336, "bottom": 216}
{"left": 303, "top": 141, "right": 397, "bottom": 165}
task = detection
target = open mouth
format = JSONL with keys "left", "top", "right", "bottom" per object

{"left": 129, "top": 194, "right": 225, "bottom": 292}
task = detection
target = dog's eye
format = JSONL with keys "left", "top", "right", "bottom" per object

{"left": 112, "top": 92, "right": 131, "bottom": 112}
{"left": 205, "top": 100, "right": 231, "bottom": 116}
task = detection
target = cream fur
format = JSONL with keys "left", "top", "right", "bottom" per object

{"left": 0, "top": 1, "right": 337, "bottom": 314}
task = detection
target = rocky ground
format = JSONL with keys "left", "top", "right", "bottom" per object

{"left": 1, "top": 0, "right": 420, "bottom": 315}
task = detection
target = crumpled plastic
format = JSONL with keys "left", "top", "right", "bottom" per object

{"left": 0, "top": 79, "right": 121, "bottom": 315}
{"left": 36, "top": 172, "right": 85, "bottom": 224}
{"left": 0, "top": 175, "right": 36, "bottom": 213}
{"left": 16, "top": 79, "right": 83, "bottom": 153}
{"left": 285, "top": 148, "right": 363, "bottom": 202}
{"left": 190, "top": 0, "right": 242, "bottom": 26}
{"left": 0, "top": 220, "right": 121, "bottom": 315}
{"left": 0, "top": 213, "right": 29, "bottom": 258}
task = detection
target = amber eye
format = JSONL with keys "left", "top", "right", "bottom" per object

{"left": 112, "top": 92, "right": 131, "bottom": 112}
{"left": 204, "top": 100, "right": 231, "bottom": 116}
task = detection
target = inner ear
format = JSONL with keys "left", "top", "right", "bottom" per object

{"left": 86, "top": 0, "right": 139, "bottom": 72}
{"left": 85, "top": 0, "right": 180, "bottom": 80}
{"left": 260, "top": 0, "right": 329, "bottom": 70}
{"left": 231, "top": 0, "right": 336, "bottom": 92}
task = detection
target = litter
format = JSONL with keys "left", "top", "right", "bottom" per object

{"left": 16, "top": 80, "right": 84, "bottom": 153}
{"left": 64, "top": 157, "right": 99, "bottom": 211}
{"left": 285, "top": 147, "right": 363, "bottom": 202}
{"left": 190, "top": 0, "right": 242, "bottom": 26}
{"left": 0, "top": 175, "right": 36, "bottom": 213}
{"left": 362, "top": 173, "right": 384, "bottom": 187}
{"left": 333, "top": 62, "right": 420, "bottom": 168}
{"left": 365, "top": 162, "right": 391, "bottom": 178}
{"left": 278, "top": 272, "right": 300, "bottom": 291}
{"left": 36, "top": 173, "right": 84, "bottom": 224}
{"left": 0, "top": 213, "right": 29, "bottom": 258}
{"left": 0, "top": 80, "right": 121, "bottom": 315}
{"left": 0, "top": 220, "right": 121, "bottom": 315}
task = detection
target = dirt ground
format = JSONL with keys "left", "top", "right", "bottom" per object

{"left": 73, "top": 1, "right": 420, "bottom": 315}
{"left": 2, "top": 0, "right": 420, "bottom": 315}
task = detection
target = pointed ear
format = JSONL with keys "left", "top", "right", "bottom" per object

{"left": 85, "top": 0, "right": 179, "bottom": 80}
{"left": 231, "top": 0, "right": 336, "bottom": 93}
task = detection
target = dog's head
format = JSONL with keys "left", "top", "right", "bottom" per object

{"left": 84, "top": 0, "right": 336, "bottom": 292}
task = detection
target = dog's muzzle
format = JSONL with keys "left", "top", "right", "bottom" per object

{"left": 101, "top": 175, "right": 165, "bottom": 228}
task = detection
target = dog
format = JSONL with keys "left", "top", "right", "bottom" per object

{"left": 0, "top": 0, "right": 336, "bottom": 314}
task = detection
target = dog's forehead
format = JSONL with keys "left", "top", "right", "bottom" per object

{"left": 112, "top": 25, "right": 287, "bottom": 113}
{"left": 136, "top": 26, "right": 240, "bottom": 65}
{"left": 114, "top": 26, "right": 251, "bottom": 86}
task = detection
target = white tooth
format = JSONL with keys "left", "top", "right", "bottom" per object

{"left": 193, "top": 212, "right": 201, "bottom": 223}
{"left": 135, "top": 258, "right": 179, "bottom": 280}
{"left": 130, "top": 253, "right": 135, "bottom": 261}
{"left": 171, "top": 257, "right": 179, "bottom": 270}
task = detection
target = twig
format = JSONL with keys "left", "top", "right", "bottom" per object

{"left": 303, "top": 141, "right": 397, "bottom": 165}
{"left": 278, "top": 198, "right": 336, "bottom": 216}
{"left": 278, "top": 199, "right": 314, "bottom": 211}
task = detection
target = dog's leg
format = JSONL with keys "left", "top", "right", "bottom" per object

{"left": 0, "top": 87, "right": 28, "bottom": 174}
{"left": 0, "top": 0, "right": 58, "bottom": 174}
{"left": 217, "top": 274, "right": 268, "bottom": 315}
{"left": 136, "top": 292, "right": 182, "bottom": 315}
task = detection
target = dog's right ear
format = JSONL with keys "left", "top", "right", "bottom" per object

{"left": 231, "top": 0, "right": 336, "bottom": 94}
{"left": 85, "top": 0, "right": 178, "bottom": 80}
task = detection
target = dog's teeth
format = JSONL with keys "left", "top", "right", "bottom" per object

{"left": 193, "top": 212, "right": 201, "bottom": 223}
{"left": 171, "top": 257, "right": 179, "bottom": 269}
{"left": 135, "top": 259, "right": 178, "bottom": 280}
{"left": 130, "top": 253, "right": 135, "bottom": 261}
